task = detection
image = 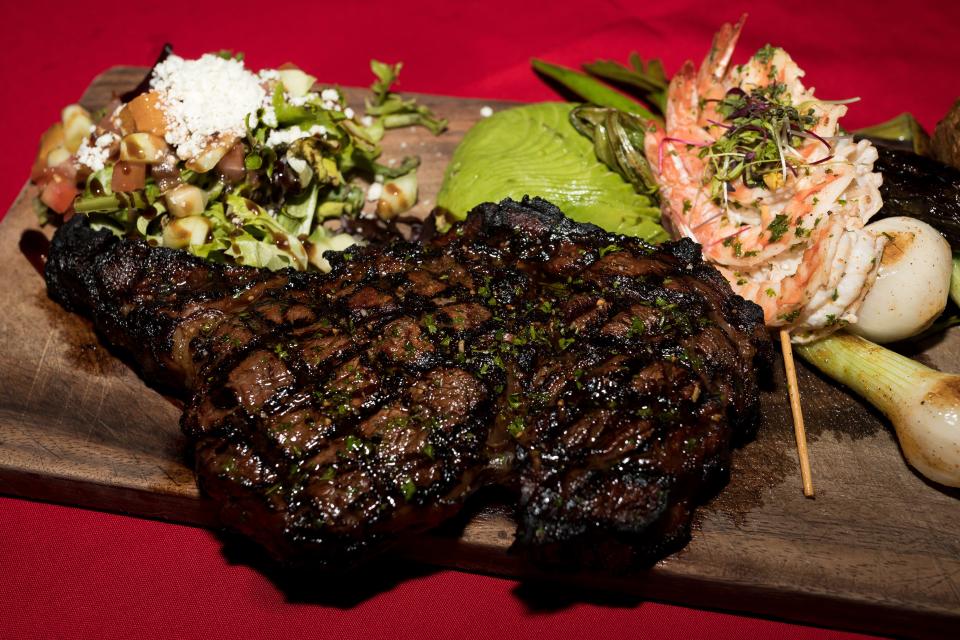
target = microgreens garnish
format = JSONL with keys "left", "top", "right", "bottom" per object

{"left": 699, "top": 84, "right": 827, "bottom": 203}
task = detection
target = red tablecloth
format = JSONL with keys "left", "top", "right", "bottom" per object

{"left": 2, "top": 1, "right": 957, "bottom": 638}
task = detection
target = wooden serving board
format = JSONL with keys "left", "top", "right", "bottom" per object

{"left": 2, "top": 67, "right": 959, "bottom": 638}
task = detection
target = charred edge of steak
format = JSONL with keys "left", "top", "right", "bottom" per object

{"left": 46, "top": 215, "right": 118, "bottom": 315}
{"left": 45, "top": 197, "right": 772, "bottom": 571}
{"left": 46, "top": 215, "right": 266, "bottom": 390}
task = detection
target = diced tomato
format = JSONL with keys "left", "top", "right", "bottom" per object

{"left": 39, "top": 172, "right": 80, "bottom": 214}
{"left": 34, "top": 163, "right": 78, "bottom": 187}
{"left": 111, "top": 161, "right": 146, "bottom": 192}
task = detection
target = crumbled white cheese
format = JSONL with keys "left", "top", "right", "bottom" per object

{"left": 320, "top": 88, "right": 339, "bottom": 102}
{"left": 343, "top": 107, "right": 355, "bottom": 120}
{"left": 480, "top": 105, "right": 494, "bottom": 118}
{"left": 261, "top": 105, "right": 278, "bottom": 128}
{"left": 76, "top": 142, "right": 108, "bottom": 172}
{"left": 95, "top": 133, "right": 118, "bottom": 148}
{"left": 150, "top": 54, "right": 267, "bottom": 160}
{"left": 366, "top": 182, "right": 383, "bottom": 201}
{"left": 75, "top": 132, "right": 119, "bottom": 172}
{"left": 361, "top": 115, "right": 374, "bottom": 127}
{"left": 265, "top": 124, "right": 326, "bottom": 148}
{"left": 258, "top": 69, "right": 279, "bottom": 81}
{"left": 288, "top": 94, "right": 310, "bottom": 107}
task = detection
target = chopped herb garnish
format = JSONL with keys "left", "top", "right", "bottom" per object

{"left": 699, "top": 82, "right": 822, "bottom": 206}
{"left": 423, "top": 313, "right": 437, "bottom": 334}
{"left": 755, "top": 44, "right": 778, "bottom": 64}
{"left": 344, "top": 435, "right": 363, "bottom": 453}
{"left": 400, "top": 477, "right": 416, "bottom": 501}
{"left": 778, "top": 309, "right": 801, "bottom": 323}
{"left": 507, "top": 417, "right": 525, "bottom": 437}
{"left": 767, "top": 213, "right": 790, "bottom": 242}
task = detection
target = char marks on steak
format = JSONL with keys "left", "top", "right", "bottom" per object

{"left": 46, "top": 197, "right": 772, "bottom": 568}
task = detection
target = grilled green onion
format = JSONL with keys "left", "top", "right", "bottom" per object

{"left": 796, "top": 333, "right": 960, "bottom": 487}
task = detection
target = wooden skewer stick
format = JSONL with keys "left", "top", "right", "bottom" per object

{"left": 780, "top": 329, "right": 814, "bottom": 498}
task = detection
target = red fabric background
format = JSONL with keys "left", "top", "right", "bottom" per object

{"left": 2, "top": 1, "right": 957, "bottom": 638}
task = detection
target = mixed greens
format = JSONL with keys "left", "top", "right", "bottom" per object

{"left": 699, "top": 86, "right": 823, "bottom": 200}
{"left": 33, "top": 54, "right": 446, "bottom": 271}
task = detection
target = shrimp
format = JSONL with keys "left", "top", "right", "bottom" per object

{"left": 644, "top": 16, "right": 886, "bottom": 341}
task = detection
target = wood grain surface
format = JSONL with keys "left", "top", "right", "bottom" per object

{"left": 1, "top": 67, "right": 958, "bottom": 638}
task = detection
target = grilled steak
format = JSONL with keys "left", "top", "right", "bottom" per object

{"left": 46, "top": 197, "right": 771, "bottom": 568}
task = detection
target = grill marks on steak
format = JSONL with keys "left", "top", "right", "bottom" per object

{"left": 45, "top": 197, "right": 771, "bottom": 568}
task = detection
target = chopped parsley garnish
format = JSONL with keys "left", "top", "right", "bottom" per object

{"left": 344, "top": 435, "right": 363, "bottom": 453}
{"left": 507, "top": 417, "right": 525, "bottom": 437}
{"left": 767, "top": 214, "right": 790, "bottom": 242}
{"left": 400, "top": 478, "right": 417, "bottom": 501}
{"left": 423, "top": 313, "right": 437, "bottom": 334}
{"left": 755, "top": 43, "right": 778, "bottom": 64}
{"left": 778, "top": 309, "right": 801, "bottom": 323}
{"left": 723, "top": 235, "right": 745, "bottom": 257}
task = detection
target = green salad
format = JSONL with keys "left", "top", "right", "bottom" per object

{"left": 32, "top": 51, "right": 446, "bottom": 271}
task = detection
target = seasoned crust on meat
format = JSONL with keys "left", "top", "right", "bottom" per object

{"left": 46, "top": 197, "right": 772, "bottom": 568}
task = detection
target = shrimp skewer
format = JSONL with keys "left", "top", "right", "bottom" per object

{"left": 644, "top": 17, "right": 886, "bottom": 342}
